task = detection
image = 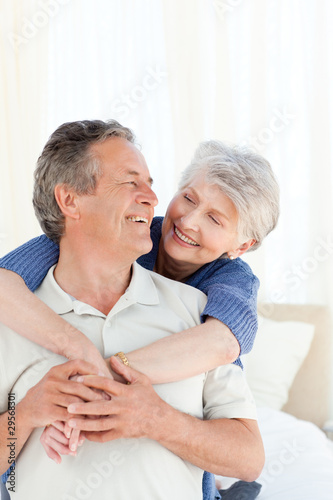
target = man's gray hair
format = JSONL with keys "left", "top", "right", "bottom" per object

{"left": 178, "top": 140, "right": 280, "bottom": 253}
{"left": 33, "top": 119, "right": 135, "bottom": 243}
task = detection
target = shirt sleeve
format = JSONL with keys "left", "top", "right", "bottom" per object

{"left": 0, "top": 235, "right": 59, "bottom": 292}
{"left": 199, "top": 260, "right": 259, "bottom": 357}
{"left": 203, "top": 364, "right": 257, "bottom": 421}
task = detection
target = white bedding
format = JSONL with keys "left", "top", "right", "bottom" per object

{"left": 216, "top": 407, "right": 333, "bottom": 500}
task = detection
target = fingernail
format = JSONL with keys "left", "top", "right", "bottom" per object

{"left": 76, "top": 376, "right": 84, "bottom": 383}
{"left": 68, "top": 420, "right": 76, "bottom": 428}
{"left": 70, "top": 444, "right": 76, "bottom": 452}
{"left": 68, "top": 404, "right": 76, "bottom": 413}
{"left": 78, "top": 440, "right": 84, "bottom": 446}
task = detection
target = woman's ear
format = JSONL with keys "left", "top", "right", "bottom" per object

{"left": 229, "top": 239, "right": 256, "bottom": 259}
{"left": 54, "top": 184, "right": 80, "bottom": 220}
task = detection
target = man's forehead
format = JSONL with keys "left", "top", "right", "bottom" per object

{"left": 92, "top": 137, "right": 153, "bottom": 183}
{"left": 91, "top": 135, "right": 140, "bottom": 158}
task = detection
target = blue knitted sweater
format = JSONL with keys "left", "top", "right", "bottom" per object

{"left": 0, "top": 216, "right": 259, "bottom": 500}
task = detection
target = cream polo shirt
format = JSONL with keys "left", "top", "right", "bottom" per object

{"left": 0, "top": 262, "right": 257, "bottom": 500}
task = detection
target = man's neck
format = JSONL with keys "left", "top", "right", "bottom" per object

{"left": 54, "top": 238, "right": 133, "bottom": 315}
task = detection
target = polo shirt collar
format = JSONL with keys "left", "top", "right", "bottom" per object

{"left": 35, "top": 262, "right": 159, "bottom": 316}
{"left": 125, "top": 262, "right": 159, "bottom": 306}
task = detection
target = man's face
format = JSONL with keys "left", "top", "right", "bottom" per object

{"left": 77, "top": 136, "right": 158, "bottom": 262}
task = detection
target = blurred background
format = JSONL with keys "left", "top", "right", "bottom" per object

{"left": 1, "top": 0, "right": 332, "bottom": 415}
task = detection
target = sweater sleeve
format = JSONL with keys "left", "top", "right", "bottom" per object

{"left": 0, "top": 235, "right": 59, "bottom": 292}
{"left": 202, "top": 278, "right": 259, "bottom": 356}
{"left": 188, "top": 259, "right": 259, "bottom": 361}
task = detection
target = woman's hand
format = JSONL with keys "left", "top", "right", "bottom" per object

{"left": 40, "top": 421, "right": 85, "bottom": 464}
{"left": 63, "top": 335, "right": 112, "bottom": 379}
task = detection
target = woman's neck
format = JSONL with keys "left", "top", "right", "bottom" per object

{"left": 155, "top": 243, "right": 200, "bottom": 283}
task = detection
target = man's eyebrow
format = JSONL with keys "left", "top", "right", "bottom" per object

{"left": 127, "top": 170, "right": 153, "bottom": 186}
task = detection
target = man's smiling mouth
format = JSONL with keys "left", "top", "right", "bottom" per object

{"left": 174, "top": 226, "right": 199, "bottom": 246}
{"left": 127, "top": 216, "right": 149, "bottom": 224}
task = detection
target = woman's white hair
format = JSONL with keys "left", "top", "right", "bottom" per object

{"left": 178, "top": 140, "right": 280, "bottom": 252}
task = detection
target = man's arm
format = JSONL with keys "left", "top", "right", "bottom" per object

{"left": 0, "top": 360, "right": 105, "bottom": 474}
{"left": 66, "top": 357, "right": 265, "bottom": 480}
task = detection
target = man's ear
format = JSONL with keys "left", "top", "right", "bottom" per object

{"left": 54, "top": 184, "right": 80, "bottom": 220}
{"left": 229, "top": 239, "right": 256, "bottom": 259}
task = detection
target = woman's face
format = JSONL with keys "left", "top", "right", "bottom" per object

{"left": 161, "top": 173, "right": 249, "bottom": 267}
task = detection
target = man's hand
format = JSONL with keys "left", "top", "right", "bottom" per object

{"left": 66, "top": 356, "right": 169, "bottom": 442}
{"left": 39, "top": 369, "right": 112, "bottom": 461}
{"left": 17, "top": 359, "right": 105, "bottom": 431}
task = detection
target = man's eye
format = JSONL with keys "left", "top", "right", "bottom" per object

{"left": 127, "top": 181, "right": 137, "bottom": 186}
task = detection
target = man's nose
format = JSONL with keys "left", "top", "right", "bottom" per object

{"left": 136, "top": 183, "right": 158, "bottom": 207}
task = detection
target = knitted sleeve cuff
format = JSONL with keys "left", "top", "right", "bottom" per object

{"left": 201, "top": 285, "right": 258, "bottom": 356}
{"left": 0, "top": 235, "right": 59, "bottom": 291}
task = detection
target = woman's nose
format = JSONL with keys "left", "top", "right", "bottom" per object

{"left": 181, "top": 210, "right": 199, "bottom": 231}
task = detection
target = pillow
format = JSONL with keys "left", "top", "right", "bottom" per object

{"left": 242, "top": 315, "right": 315, "bottom": 410}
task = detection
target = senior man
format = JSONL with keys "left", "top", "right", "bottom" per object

{"left": 0, "top": 120, "right": 263, "bottom": 500}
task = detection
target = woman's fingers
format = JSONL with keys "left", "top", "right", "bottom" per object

{"left": 43, "top": 441, "right": 63, "bottom": 464}
{"left": 50, "top": 420, "right": 66, "bottom": 432}
{"left": 40, "top": 424, "right": 75, "bottom": 463}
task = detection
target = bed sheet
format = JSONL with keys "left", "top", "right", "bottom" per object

{"left": 216, "top": 407, "right": 333, "bottom": 500}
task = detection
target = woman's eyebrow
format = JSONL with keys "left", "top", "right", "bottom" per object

{"left": 190, "top": 186, "right": 231, "bottom": 222}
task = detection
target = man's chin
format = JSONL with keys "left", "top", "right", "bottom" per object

{"left": 136, "top": 238, "right": 153, "bottom": 257}
{"left": 123, "top": 236, "right": 151, "bottom": 258}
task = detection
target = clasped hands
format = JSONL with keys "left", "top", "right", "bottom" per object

{"left": 39, "top": 356, "right": 167, "bottom": 464}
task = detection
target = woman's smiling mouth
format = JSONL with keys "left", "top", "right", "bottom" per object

{"left": 174, "top": 225, "right": 199, "bottom": 246}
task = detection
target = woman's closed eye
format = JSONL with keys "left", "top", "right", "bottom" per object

{"left": 209, "top": 214, "right": 221, "bottom": 225}
{"left": 184, "top": 194, "right": 195, "bottom": 203}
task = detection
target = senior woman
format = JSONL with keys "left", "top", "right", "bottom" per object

{"left": 0, "top": 133, "right": 279, "bottom": 499}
